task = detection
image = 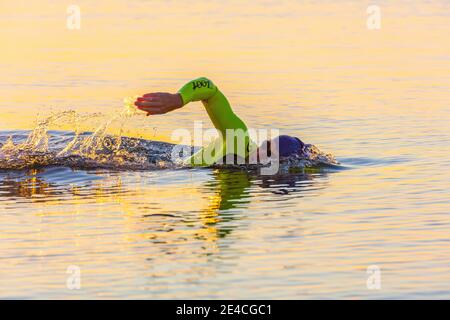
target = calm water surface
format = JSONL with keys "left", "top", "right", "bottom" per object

{"left": 1, "top": 0, "right": 450, "bottom": 299}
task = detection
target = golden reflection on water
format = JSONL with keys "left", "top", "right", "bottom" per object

{"left": 0, "top": 166, "right": 326, "bottom": 298}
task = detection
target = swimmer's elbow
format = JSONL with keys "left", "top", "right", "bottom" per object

{"left": 194, "top": 77, "right": 216, "bottom": 92}
{"left": 192, "top": 77, "right": 218, "bottom": 101}
{"left": 178, "top": 77, "right": 218, "bottom": 103}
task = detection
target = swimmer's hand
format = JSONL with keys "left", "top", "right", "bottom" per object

{"left": 134, "top": 93, "right": 183, "bottom": 116}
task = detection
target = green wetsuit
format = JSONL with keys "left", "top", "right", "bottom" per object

{"left": 178, "top": 77, "right": 256, "bottom": 166}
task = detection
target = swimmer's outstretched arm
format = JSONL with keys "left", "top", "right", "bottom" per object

{"left": 135, "top": 77, "right": 253, "bottom": 165}
{"left": 135, "top": 77, "right": 247, "bottom": 136}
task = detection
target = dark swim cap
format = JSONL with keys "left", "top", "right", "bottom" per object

{"left": 276, "top": 135, "right": 304, "bottom": 157}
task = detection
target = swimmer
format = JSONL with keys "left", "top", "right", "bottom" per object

{"left": 134, "top": 77, "right": 306, "bottom": 166}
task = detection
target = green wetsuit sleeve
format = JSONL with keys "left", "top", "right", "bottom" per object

{"left": 177, "top": 77, "right": 255, "bottom": 166}
{"left": 178, "top": 77, "right": 248, "bottom": 136}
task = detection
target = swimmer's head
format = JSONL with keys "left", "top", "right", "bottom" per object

{"left": 258, "top": 135, "right": 304, "bottom": 160}
{"left": 277, "top": 135, "right": 304, "bottom": 157}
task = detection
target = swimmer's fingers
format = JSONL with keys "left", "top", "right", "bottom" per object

{"left": 135, "top": 93, "right": 168, "bottom": 107}
{"left": 139, "top": 92, "right": 166, "bottom": 104}
{"left": 135, "top": 99, "right": 164, "bottom": 108}
{"left": 134, "top": 92, "right": 182, "bottom": 116}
